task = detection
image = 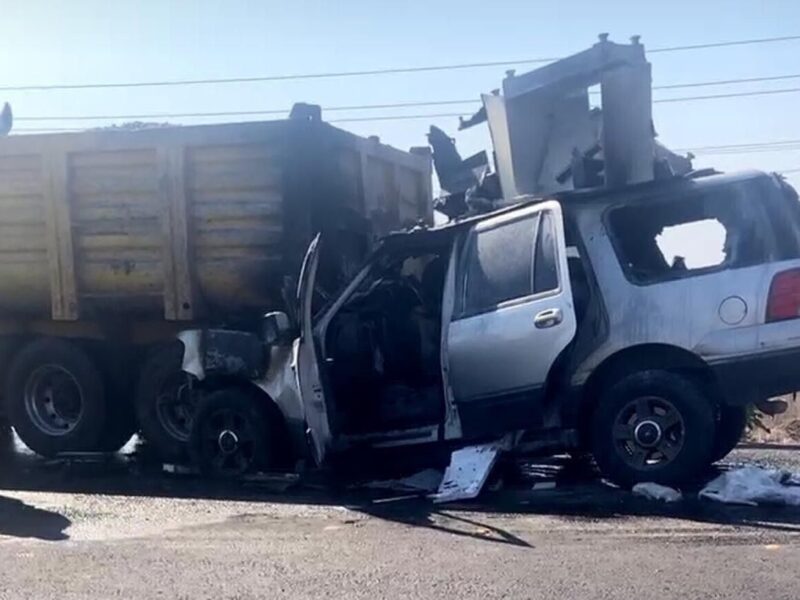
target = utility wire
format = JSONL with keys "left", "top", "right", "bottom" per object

{"left": 675, "top": 139, "right": 800, "bottom": 152}
{"left": 0, "top": 34, "right": 798, "bottom": 92}
{"left": 14, "top": 81, "right": 800, "bottom": 122}
{"left": 653, "top": 72, "right": 800, "bottom": 90}
{"left": 654, "top": 87, "right": 800, "bottom": 103}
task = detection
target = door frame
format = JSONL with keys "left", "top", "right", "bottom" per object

{"left": 444, "top": 200, "right": 576, "bottom": 439}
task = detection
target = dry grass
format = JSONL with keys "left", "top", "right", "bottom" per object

{"left": 746, "top": 394, "right": 800, "bottom": 443}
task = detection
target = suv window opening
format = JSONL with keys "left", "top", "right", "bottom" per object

{"left": 460, "top": 212, "right": 540, "bottom": 317}
{"left": 605, "top": 183, "right": 769, "bottom": 285}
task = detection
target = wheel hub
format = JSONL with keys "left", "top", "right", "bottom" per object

{"left": 218, "top": 429, "right": 239, "bottom": 455}
{"left": 613, "top": 395, "right": 686, "bottom": 470}
{"left": 24, "top": 365, "right": 84, "bottom": 436}
{"left": 156, "top": 379, "right": 195, "bottom": 442}
{"left": 633, "top": 420, "right": 662, "bottom": 448}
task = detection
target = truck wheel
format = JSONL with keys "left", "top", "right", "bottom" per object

{"left": 188, "top": 390, "right": 271, "bottom": 478}
{"left": 5, "top": 338, "right": 106, "bottom": 457}
{"left": 590, "top": 370, "right": 715, "bottom": 488}
{"left": 135, "top": 343, "right": 194, "bottom": 462}
{"left": 711, "top": 404, "right": 747, "bottom": 463}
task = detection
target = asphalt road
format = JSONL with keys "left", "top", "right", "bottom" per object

{"left": 0, "top": 442, "right": 799, "bottom": 599}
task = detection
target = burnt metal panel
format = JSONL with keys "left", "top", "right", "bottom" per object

{"left": 203, "top": 329, "right": 265, "bottom": 379}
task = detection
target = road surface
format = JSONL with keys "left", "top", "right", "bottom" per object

{"left": 0, "top": 442, "right": 798, "bottom": 599}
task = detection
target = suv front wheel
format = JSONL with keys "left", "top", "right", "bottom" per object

{"left": 590, "top": 370, "right": 716, "bottom": 487}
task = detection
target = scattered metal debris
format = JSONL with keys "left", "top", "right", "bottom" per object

{"left": 433, "top": 441, "right": 505, "bottom": 504}
{"left": 632, "top": 482, "right": 683, "bottom": 503}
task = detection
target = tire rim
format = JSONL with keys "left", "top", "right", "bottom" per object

{"left": 199, "top": 407, "right": 257, "bottom": 476}
{"left": 24, "top": 365, "right": 84, "bottom": 436}
{"left": 613, "top": 395, "right": 685, "bottom": 470}
{"left": 155, "top": 374, "right": 195, "bottom": 442}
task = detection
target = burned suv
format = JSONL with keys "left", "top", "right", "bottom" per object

{"left": 179, "top": 170, "right": 800, "bottom": 486}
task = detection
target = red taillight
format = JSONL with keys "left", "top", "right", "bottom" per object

{"left": 767, "top": 268, "right": 800, "bottom": 322}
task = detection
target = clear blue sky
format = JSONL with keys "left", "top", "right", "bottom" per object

{"left": 2, "top": 0, "right": 799, "bottom": 188}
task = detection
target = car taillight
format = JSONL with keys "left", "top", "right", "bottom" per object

{"left": 767, "top": 268, "right": 800, "bottom": 322}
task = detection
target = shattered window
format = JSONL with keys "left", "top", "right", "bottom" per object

{"left": 463, "top": 215, "right": 536, "bottom": 314}
{"left": 656, "top": 219, "right": 726, "bottom": 269}
{"left": 608, "top": 186, "right": 766, "bottom": 284}
{"left": 534, "top": 211, "right": 559, "bottom": 293}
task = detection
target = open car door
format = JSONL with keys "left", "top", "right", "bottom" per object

{"left": 295, "top": 234, "right": 332, "bottom": 465}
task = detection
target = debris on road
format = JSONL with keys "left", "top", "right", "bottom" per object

{"left": 632, "top": 482, "right": 683, "bottom": 503}
{"left": 363, "top": 469, "right": 443, "bottom": 494}
{"left": 162, "top": 463, "right": 197, "bottom": 475}
{"left": 699, "top": 467, "right": 800, "bottom": 507}
{"left": 433, "top": 441, "right": 504, "bottom": 504}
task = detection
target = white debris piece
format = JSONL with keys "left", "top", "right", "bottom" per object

{"left": 632, "top": 482, "right": 683, "bottom": 503}
{"left": 432, "top": 441, "right": 504, "bottom": 504}
{"left": 699, "top": 467, "right": 800, "bottom": 507}
{"left": 177, "top": 329, "right": 205, "bottom": 380}
{"left": 364, "top": 469, "right": 443, "bottom": 493}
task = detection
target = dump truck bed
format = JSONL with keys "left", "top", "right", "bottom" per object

{"left": 0, "top": 119, "right": 431, "bottom": 322}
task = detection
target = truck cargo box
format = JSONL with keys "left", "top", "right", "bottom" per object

{"left": 0, "top": 117, "right": 431, "bottom": 322}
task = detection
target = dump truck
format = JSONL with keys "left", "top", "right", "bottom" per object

{"left": 0, "top": 111, "right": 432, "bottom": 458}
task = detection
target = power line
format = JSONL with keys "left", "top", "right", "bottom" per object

{"left": 14, "top": 101, "right": 475, "bottom": 122}
{"left": 647, "top": 34, "right": 800, "bottom": 54}
{"left": 653, "top": 72, "right": 800, "bottom": 90}
{"left": 14, "top": 80, "right": 800, "bottom": 122}
{"left": 13, "top": 83, "right": 800, "bottom": 131}
{"left": 676, "top": 139, "right": 800, "bottom": 152}
{"left": 654, "top": 87, "right": 800, "bottom": 104}
{"left": 10, "top": 129, "right": 800, "bottom": 167}
{"left": 0, "top": 34, "right": 798, "bottom": 92}
{"left": 331, "top": 113, "right": 465, "bottom": 123}
{"left": 674, "top": 139, "right": 800, "bottom": 156}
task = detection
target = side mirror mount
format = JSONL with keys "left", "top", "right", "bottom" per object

{"left": 261, "top": 311, "right": 294, "bottom": 346}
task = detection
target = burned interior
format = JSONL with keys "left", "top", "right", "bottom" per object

{"left": 322, "top": 237, "right": 451, "bottom": 435}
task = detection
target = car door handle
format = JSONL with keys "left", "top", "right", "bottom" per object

{"left": 534, "top": 308, "right": 563, "bottom": 329}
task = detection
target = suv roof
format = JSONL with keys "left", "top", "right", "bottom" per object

{"left": 384, "top": 170, "right": 778, "bottom": 248}
{"left": 556, "top": 169, "right": 775, "bottom": 208}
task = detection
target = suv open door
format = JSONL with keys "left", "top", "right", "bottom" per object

{"left": 295, "top": 234, "right": 333, "bottom": 465}
{"left": 446, "top": 200, "right": 576, "bottom": 437}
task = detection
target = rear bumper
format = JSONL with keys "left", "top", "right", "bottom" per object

{"left": 709, "top": 347, "right": 800, "bottom": 405}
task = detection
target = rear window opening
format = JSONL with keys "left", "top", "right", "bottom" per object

{"left": 607, "top": 185, "right": 767, "bottom": 284}
{"left": 656, "top": 218, "right": 727, "bottom": 270}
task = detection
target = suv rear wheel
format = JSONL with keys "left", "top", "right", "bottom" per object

{"left": 590, "top": 370, "right": 716, "bottom": 487}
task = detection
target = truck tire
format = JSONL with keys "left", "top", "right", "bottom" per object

{"left": 590, "top": 370, "right": 715, "bottom": 488}
{"left": 5, "top": 338, "right": 106, "bottom": 457}
{"left": 135, "top": 343, "right": 193, "bottom": 462}
{"left": 188, "top": 389, "right": 271, "bottom": 477}
{"left": 711, "top": 404, "right": 747, "bottom": 463}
